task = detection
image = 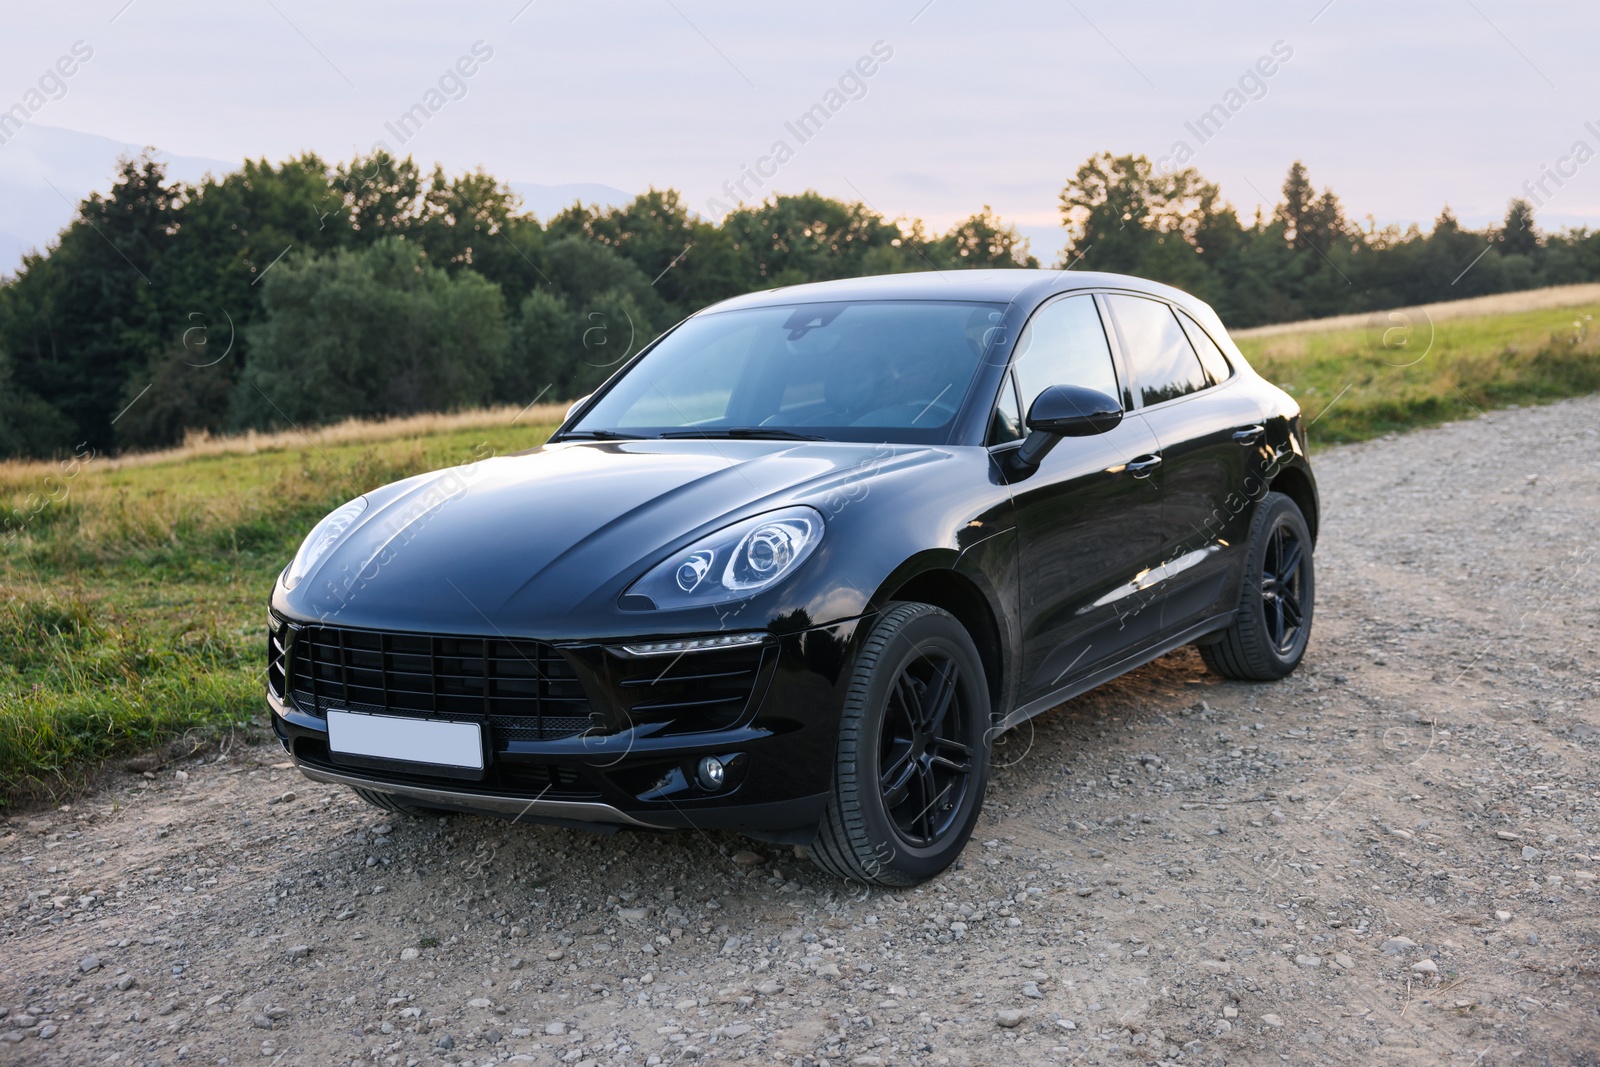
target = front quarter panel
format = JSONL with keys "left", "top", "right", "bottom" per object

{"left": 747, "top": 445, "right": 1016, "bottom": 635}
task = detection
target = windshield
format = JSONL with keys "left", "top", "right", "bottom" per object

{"left": 565, "top": 300, "right": 1006, "bottom": 444}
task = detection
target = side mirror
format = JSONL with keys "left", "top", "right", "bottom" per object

{"left": 1012, "top": 385, "right": 1122, "bottom": 471}
{"left": 565, "top": 394, "right": 592, "bottom": 421}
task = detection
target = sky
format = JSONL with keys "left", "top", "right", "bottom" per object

{"left": 3, "top": 0, "right": 1597, "bottom": 268}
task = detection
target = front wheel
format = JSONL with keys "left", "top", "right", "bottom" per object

{"left": 1199, "top": 491, "right": 1315, "bottom": 680}
{"left": 806, "top": 602, "right": 991, "bottom": 886}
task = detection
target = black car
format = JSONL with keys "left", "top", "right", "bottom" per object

{"left": 267, "top": 269, "right": 1317, "bottom": 886}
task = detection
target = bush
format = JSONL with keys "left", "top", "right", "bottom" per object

{"left": 234, "top": 238, "right": 508, "bottom": 429}
{"left": 114, "top": 341, "right": 237, "bottom": 451}
{"left": 0, "top": 347, "right": 71, "bottom": 457}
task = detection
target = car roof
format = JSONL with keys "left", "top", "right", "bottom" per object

{"left": 700, "top": 268, "right": 1204, "bottom": 315}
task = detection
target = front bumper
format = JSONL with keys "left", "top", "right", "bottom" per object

{"left": 268, "top": 616, "right": 866, "bottom": 838}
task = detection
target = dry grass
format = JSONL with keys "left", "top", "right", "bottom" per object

{"left": 1231, "top": 283, "right": 1600, "bottom": 340}
{"left": 0, "top": 402, "right": 572, "bottom": 483}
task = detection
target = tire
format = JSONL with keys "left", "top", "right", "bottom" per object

{"left": 806, "top": 602, "right": 991, "bottom": 886}
{"left": 349, "top": 786, "right": 452, "bottom": 818}
{"left": 1199, "top": 491, "right": 1315, "bottom": 680}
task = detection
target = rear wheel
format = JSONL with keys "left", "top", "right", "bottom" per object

{"left": 1199, "top": 491, "right": 1314, "bottom": 680}
{"left": 807, "top": 602, "right": 991, "bottom": 886}
{"left": 350, "top": 786, "right": 452, "bottom": 818}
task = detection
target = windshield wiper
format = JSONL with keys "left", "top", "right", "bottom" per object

{"left": 554, "top": 429, "right": 646, "bottom": 441}
{"left": 657, "top": 427, "right": 825, "bottom": 441}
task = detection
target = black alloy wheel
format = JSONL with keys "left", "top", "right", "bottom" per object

{"left": 1199, "top": 491, "right": 1315, "bottom": 680}
{"left": 808, "top": 602, "right": 991, "bottom": 886}
{"left": 1260, "top": 520, "right": 1307, "bottom": 655}
{"left": 877, "top": 650, "right": 977, "bottom": 848}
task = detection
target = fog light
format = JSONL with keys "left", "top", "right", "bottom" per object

{"left": 696, "top": 756, "right": 726, "bottom": 791}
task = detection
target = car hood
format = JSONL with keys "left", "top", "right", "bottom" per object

{"left": 278, "top": 438, "right": 946, "bottom": 635}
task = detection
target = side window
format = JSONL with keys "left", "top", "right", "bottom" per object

{"left": 1105, "top": 295, "right": 1208, "bottom": 407}
{"left": 1177, "top": 309, "right": 1233, "bottom": 385}
{"left": 1011, "top": 295, "right": 1120, "bottom": 415}
{"left": 988, "top": 372, "right": 1023, "bottom": 445}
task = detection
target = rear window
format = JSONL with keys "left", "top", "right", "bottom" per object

{"left": 1177, "top": 309, "right": 1233, "bottom": 385}
{"left": 1105, "top": 295, "right": 1209, "bottom": 407}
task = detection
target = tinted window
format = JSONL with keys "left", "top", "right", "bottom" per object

{"left": 1177, "top": 310, "right": 1233, "bottom": 384}
{"left": 1011, "top": 295, "right": 1120, "bottom": 415}
{"left": 988, "top": 372, "right": 1023, "bottom": 445}
{"left": 572, "top": 300, "right": 1005, "bottom": 444}
{"left": 1106, "top": 295, "right": 1208, "bottom": 407}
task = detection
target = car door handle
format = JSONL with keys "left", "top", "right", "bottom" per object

{"left": 1232, "top": 424, "right": 1266, "bottom": 445}
{"left": 1124, "top": 454, "right": 1162, "bottom": 478}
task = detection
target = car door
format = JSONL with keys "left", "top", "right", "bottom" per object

{"left": 1102, "top": 294, "right": 1269, "bottom": 635}
{"left": 999, "top": 293, "right": 1166, "bottom": 706}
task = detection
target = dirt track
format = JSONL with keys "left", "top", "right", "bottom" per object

{"left": 3, "top": 397, "right": 1598, "bottom": 1067}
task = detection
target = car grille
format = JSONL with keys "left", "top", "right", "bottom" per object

{"left": 283, "top": 624, "right": 595, "bottom": 742}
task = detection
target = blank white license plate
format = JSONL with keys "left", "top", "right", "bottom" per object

{"left": 326, "top": 710, "right": 484, "bottom": 770}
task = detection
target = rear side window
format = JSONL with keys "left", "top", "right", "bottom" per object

{"left": 1105, "top": 295, "right": 1208, "bottom": 407}
{"left": 1011, "top": 295, "right": 1120, "bottom": 414}
{"left": 1177, "top": 309, "right": 1233, "bottom": 385}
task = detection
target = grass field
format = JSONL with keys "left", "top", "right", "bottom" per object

{"left": 3, "top": 291, "right": 1598, "bottom": 805}
{"left": 1234, "top": 297, "right": 1600, "bottom": 444}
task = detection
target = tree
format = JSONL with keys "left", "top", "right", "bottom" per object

{"left": 1303, "top": 189, "right": 1348, "bottom": 253}
{"left": 1057, "top": 153, "right": 1219, "bottom": 293}
{"left": 722, "top": 193, "right": 904, "bottom": 285}
{"left": 0, "top": 344, "right": 70, "bottom": 458}
{"left": 112, "top": 339, "right": 237, "bottom": 451}
{"left": 234, "top": 238, "right": 507, "bottom": 428}
{"left": 930, "top": 207, "right": 1039, "bottom": 269}
{"left": 1, "top": 156, "right": 177, "bottom": 451}
{"left": 412, "top": 166, "right": 523, "bottom": 271}
{"left": 557, "top": 286, "right": 655, "bottom": 398}
{"left": 1500, "top": 199, "right": 1540, "bottom": 258}
{"left": 1276, "top": 161, "right": 1316, "bottom": 250}
{"left": 500, "top": 288, "right": 572, "bottom": 404}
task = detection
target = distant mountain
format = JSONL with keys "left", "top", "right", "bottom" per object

{"left": 0, "top": 124, "right": 231, "bottom": 276}
{"left": 509, "top": 181, "right": 632, "bottom": 220}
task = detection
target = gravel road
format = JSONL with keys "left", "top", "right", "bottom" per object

{"left": 4, "top": 397, "right": 1598, "bottom": 1067}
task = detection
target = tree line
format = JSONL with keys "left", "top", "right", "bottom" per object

{"left": 0, "top": 148, "right": 1593, "bottom": 458}
{"left": 1056, "top": 153, "right": 1595, "bottom": 331}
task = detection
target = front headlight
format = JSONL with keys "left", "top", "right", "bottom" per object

{"left": 624, "top": 506, "right": 824, "bottom": 609}
{"left": 281, "top": 497, "right": 368, "bottom": 591}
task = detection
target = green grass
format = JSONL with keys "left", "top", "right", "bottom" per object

{"left": 0, "top": 420, "right": 559, "bottom": 806}
{"left": 1235, "top": 302, "right": 1600, "bottom": 446}
{"left": 4, "top": 297, "right": 1600, "bottom": 806}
